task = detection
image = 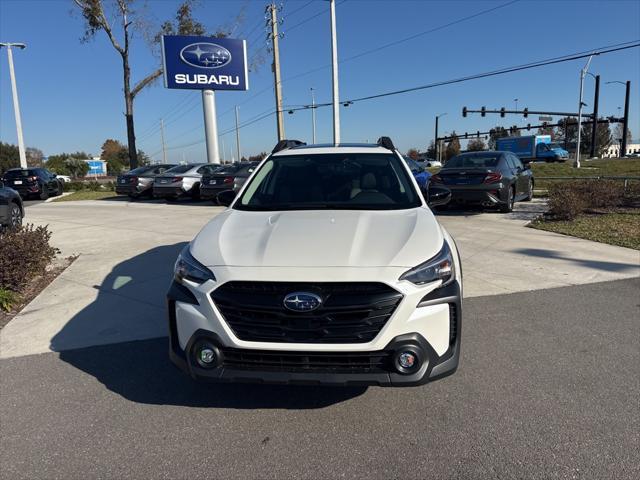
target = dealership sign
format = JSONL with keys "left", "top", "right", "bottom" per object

{"left": 161, "top": 36, "right": 248, "bottom": 90}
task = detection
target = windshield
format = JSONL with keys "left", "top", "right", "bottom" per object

{"left": 164, "top": 164, "right": 196, "bottom": 174}
{"left": 127, "top": 166, "right": 155, "bottom": 175}
{"left": 235, "top": 153, "right": 422, "bottom": 211}
{"left": 549, "top": 143, "right": 564, "bottom": 150}
{"left": 446, "top": 155, "right": 499, "bottom": 168}
{"left": 4, "top": 169, "right": 36, "bottom": 178}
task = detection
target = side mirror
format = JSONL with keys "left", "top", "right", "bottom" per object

{"left": 216, "top": 189, "right": 236, "bottom": 207}
{"left": 425, "top": 185, "right": 451, "bottom": 207}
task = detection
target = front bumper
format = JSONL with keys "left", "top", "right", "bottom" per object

{"left": 167, "top": 277, "right": 462, "bottom": 387}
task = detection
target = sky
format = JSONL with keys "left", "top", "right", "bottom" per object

{"left": 1, "top": 0, "right": 639, "bottom": 163}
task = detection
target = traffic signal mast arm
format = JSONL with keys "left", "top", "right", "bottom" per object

{"left": 437, "top": 117, "right": 622, "bottom": 143}
{"left": 462, "top": 107, "right": 594, "bottom": 118}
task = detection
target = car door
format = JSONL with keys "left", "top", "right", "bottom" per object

{"left": 508, "top": 154, "right": 527, "bottom": 196}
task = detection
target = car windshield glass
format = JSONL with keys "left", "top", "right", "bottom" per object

{"left": 128, "top": 166, "right": 154, "bottom": 175}
{"left": 446, "top": 155, "right": 499, "bottom": 168}
{"left": 4, "top": 169, "right": 36, "bottom": 178}
{"left": 164, "top": 164, "right": 194, "bottom": 174}
{"left": 215, "top": 164, "right": 245, "bottom": 174}
{"left": 235, "top": 153, "right": 422, "bottom": 211}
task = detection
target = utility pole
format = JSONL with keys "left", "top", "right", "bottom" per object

{"left": 622, "top": 81, "right": 630, "bottom": 157}
{"left": 267, "top": 3, "right": 285, "bottom": 141}
{"left": 160, "top": 119, "right": 167, "bottom": 164}
{"left": 589, "top": 75, "right": 600, "bottom": 158}
{"left": 329, "top": 0, "right": 341, "bottom": 144}
{"left": 311, "top": 87, "right": 317, "bottom": 144}
{"left": 575, "top": 55, "right": 593, "bottom": 168}
{"left": 235, "top": 106, "right": 241, "bottom": 162}
{"left": 434, "top": 113, "right": 447, "bottom": 161}
{"left": 0, "top": 42, "right": 27, "bottom": 168}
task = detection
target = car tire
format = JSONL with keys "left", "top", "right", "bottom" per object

{"left": 9, "top": 202, "right": 22, "bottom": 228}
{"left": 128, "top": 193, "right": 139, "bottom": 200}
{"left": 39, "top": 185, "right": 49, "bottom": 200}
{"left": 523, "top": 179, "right": 533, "bottom": 201}
{"left": 166, "top": 196, "right": 179, "bottom": 203}
{"left": 499, "top": 186, "right": 514, "bottom": 213}
{"left": 54, "top": 181, "right": 62, "bottom": 196}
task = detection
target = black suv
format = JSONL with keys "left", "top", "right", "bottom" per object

{"left": 1, "top": 168, "right": 64, "bottom": 200}
{"left": 0, "top": 181, "right": 24, "bottom": 230}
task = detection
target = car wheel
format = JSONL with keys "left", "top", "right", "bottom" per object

{"left": 128, "top": 193, "right": 139, "bottom": 200}
{"left": 166, "top": 196, "right": 179, "bottom": 203}
{"left": 54, "top": 181, "right": 62, "bottom": 196}
{"left": 9, "top": 202, "right": 22, "bottom": 228}
{"left": 499, "top": 186, "right": 514, "bottom": 213}
{"left": 39, "top": 185, "right": 49, "bottom": 200}
{"left": 524, "top": 179, "right": 533, "bottom": 201}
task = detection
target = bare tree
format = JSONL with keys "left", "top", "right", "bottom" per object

{"left": 73, "top": 0, "right": 236, "bottom": 168}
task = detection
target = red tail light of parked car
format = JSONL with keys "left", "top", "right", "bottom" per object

{"left": 483, "top": 172, "right": 503, "bottom": 184}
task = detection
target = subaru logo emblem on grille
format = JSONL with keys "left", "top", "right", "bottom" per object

{"left": 179, "top": 43, "right": 232, "bottom": 69}
{"left": 283, "top": 292, "right": 322, "bottom": 312}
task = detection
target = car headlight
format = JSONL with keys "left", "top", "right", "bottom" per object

{"left": 399, "top": 241, "right": 455, "bottom": 287}
{"left": 174, "top": 245, "right": 215, "bottom": 284}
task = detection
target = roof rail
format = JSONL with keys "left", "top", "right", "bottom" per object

{"left": 272, "top": 139, "right": 307, "bottom": 154}
{"left": 376, "top": 136, "right": 396, "bottom": 150}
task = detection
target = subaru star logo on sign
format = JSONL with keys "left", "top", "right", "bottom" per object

{"left": 161, "top": 35, "right": 248, "bottom": 91}
{"left": 283, "top": 292, "right": 323, "bottom": 312}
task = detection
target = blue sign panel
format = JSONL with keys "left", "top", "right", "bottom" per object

{"left": 161, "top": 36, "right": 248, "bottom": 91}
{"left": 86, "top": 160, "right": 106, "bottom": 175}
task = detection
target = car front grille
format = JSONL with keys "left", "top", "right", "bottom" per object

{"left": 211, "top": 281, "right": 403, "bottom": 344}
{"left": 220, "top": 347, "right": 392, "bottom": 373}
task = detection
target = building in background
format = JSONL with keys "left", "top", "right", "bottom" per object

{"left": 603, "top": 140, "right": 640, "bottom": 158}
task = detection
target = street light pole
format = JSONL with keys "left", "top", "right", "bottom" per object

{"left": 575, "top": 55, "right": 593, "bottom": 168}
{"left": 0, "top": 42, "right": 27, "bottom": 168}
{"left": 329, "top": 0, "right": 340, "bottom": 144}
{"left": 310, "top": 87, "right": 317, "bottom": 144}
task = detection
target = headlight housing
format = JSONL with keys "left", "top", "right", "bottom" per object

{"left": 174, "top": 245, "right": 215, "bottom": 285}
{"left": 399, "top": 241, "right": 455, "bottom": 287}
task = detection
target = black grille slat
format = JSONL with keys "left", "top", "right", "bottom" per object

{"left": 211, "top": 281, "right": 403, "bottom": 344}
{"left": 220, "top": 347, "right": 392, "bottom": 373}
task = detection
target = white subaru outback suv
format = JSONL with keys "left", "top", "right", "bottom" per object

{"left": 167, "top": 138, "right": 461, "bottom": 386}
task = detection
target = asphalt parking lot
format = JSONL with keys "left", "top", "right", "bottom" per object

{"left": 2, "top": 279, "right": 638, "bottom": 479}
{"left": 1, "top": 199, "right": 639, "bottom": 479}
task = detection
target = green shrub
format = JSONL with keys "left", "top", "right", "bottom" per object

{"left": 0, "top": 224, "right": 59, "bottom": 292}
{"left": 64, "top": 181, "right": 115, "bottom": 192}
{"left": 0, "top": 288, "right": 19, "bottom": 312}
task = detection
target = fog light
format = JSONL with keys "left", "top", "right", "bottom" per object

{"left": 193, "top": 341, "right": 220, "bottom": 369}
{"left": 398, "top": 352, "right": 416, "bottom": 369}
{"left": 199, "top": 348, "right": 215, "bottom": 364}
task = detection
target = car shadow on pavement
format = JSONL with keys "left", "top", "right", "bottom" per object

{"left": 54, "top": 243, "right": 365, "bottom": 409}
{"left": 60, "top": 338, "right": 366, "bottom": 409}
{"left": 513, "top": 248, "right": 639, "bottom": 272}
{"left": 100, "top": 195, "right": 220, "bottom": 207}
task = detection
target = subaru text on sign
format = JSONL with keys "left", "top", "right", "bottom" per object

{"left": 161, "top": 35, "right": 249, "bottom": 90}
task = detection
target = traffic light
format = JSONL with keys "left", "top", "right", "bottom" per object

{"left": 481, "top": 106, "right": 486, "bottom": 117}
{"left": 527, "top": 123, "right": 531, "bottom": 131}
{"left": 476, "top": 131, "right": 480, "bottom": 138}
{"left": 462, "top": 106, "right": 467, "bottom": 117}
{"left": 523, "top": 108, "right": 528, "bottom": 118}
{"left": 500, "top": 107, "right": 506, "bottom": 118}
{"left": 464, "top": 132, "right": 468, "bottom": 139}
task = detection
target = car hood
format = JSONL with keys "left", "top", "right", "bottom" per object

{"left": 190, "top": 208, "right": 443, "bottom": 268}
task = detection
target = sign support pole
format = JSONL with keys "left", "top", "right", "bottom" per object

{"left": 330, "top": 0, "right": 341, "bottom": 145}
{"left": 202, "top": 90, "right": 220, "bottom": 164}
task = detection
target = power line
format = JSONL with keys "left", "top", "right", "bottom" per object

{"left": 283, "top": 40, "right": 640, "bottom": 113}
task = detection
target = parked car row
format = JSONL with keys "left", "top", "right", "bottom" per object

{"left": 115, "top": 162, "right": 260, "bottom": 203}
{"left": 0, "top": 168, "right": 65, "bottom": 200}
